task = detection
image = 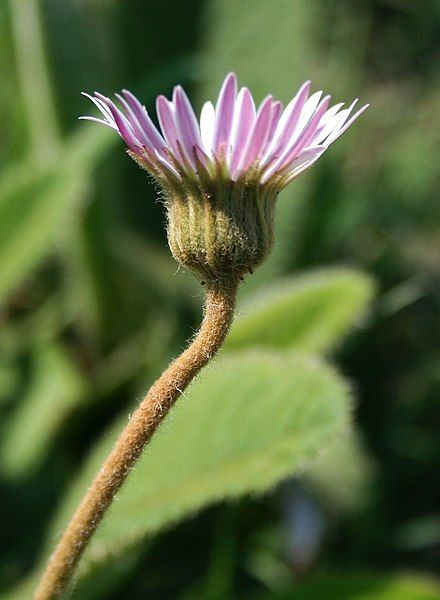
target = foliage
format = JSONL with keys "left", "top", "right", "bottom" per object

{"left": 0, "top": 0, "right": 438, "bottom": 598}
{"left": 227, "top": 269, "right": 374, "bottom": 353}
{"left": 50, "top": 351, "right": 351, "bottom": 574}
{"left": 0, "top": 342, "right": 89, "bottom": 478}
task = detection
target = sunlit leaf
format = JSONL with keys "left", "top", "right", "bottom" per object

{"left": 227, "top": 269, "right": 374, "bottom": 354}
{"left": 48, "top": 350, "right": 351, "bottom": 572}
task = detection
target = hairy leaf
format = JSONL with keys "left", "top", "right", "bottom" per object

{"left": 227, "top": 269, "right": 374, "bottom": 354}
{"left": 49, "top": 350, "right": 351, "bottom": 572}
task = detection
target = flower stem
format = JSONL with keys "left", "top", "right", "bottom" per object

{"left": 34, "top": 280, "right": 238, "bottom": 600}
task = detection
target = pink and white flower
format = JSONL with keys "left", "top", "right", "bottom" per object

{"left": 81, "top": 72, "right": 368, "bottom": 189}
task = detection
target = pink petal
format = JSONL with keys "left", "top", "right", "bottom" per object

{"left": 172, "top": 85, "right": 203, "bottom": 167}
{"left": 263, "top": 100, "right": 283, "bottom": 153}
{"left": 261, "top": 80, "right": 310, "bottom": 164}
{"left": 116, "top": 93, "right": 155, "bottom": 149}
{"left": 296, "top": 90, "right": 323, "bottom": 130}
{"left": 229, "top": 87, "right": 256, "bottom": 174}
{"left": 283, "top": 96, "right": 330, "bottom": 155}
{"left": 152, "top": 149, "right": 180, "bottom": 177}
{"left": 122, "top": 90, "right": 167, "bottom": 155}
{"left": 233, "top": 95, "right": 274, "bottom": 177}
{"left": 277, "top": 144, "right": 326, "bottom": 177}
{"left": 156, "top": 95, "right": 180, "bottom": 156}
{"left": 212, "top": 72, "right": 237, "bottom": 156}
{"left": 311, "top": 102, "right": 346, "bottom": 145}
{"left": 319, "top": 101, "right": 345, "bottom": 124}
{"left": 82, "top": 92, "right": 114, "bottom": 123}
{"left": 320, "top": 99, "right": 358, "bottom": 142}
{"left": 101, "top": 96, "right": 140, "bottom": 151}
{"left": 263, "top": 96, "right": 330, "bottom": 178}
{"left": 325, "top": 103, "right": 369, "bottom": 145}
{"left": 280, "top": 149, "right": 327, "bottom": 186}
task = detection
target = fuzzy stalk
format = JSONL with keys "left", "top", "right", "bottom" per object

{"left": 34, "top": 280, "right": 238, "bottom": 600}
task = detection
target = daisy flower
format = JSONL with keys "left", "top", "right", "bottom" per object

{"left": 81, "top": 72, "right": 367, "bottom": 190}
{"left": 81, "top": 73, "right": 368, "bottom": 282}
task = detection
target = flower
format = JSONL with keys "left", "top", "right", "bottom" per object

{"left": 80, "top": 73, "right": 368, "bottom": 284}
{"left": 81, "top": 72, "right": 367, "bottom": 190}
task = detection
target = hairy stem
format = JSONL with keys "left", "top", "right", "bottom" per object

{"left": 34, "top": 281, "right": 237, "bottom": 600}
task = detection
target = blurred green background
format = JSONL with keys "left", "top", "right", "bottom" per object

{"left": 0, "top": 1, "right": 439, "bottom": 599}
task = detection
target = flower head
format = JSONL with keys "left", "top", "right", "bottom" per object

{"left": 81, "top": 72, "right": 367, "bottom": 189}
{"left": 81, "top": 73, "right": 368, "bottom": 283}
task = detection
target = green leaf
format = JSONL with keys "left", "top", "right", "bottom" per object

{"left": 0, "top": 126, "right": 114, "bottom": 307}
{"left": 0, "top": 167, "right": 87, "bottom": 306}
{"left": 49, "top": 349, "right": 351, "bottom": 572}
{"left": 227, "top": 269, "right": 374, "bottom": 354}
{"left": 0, "top": 342, "right": 89, "bottom": 478}
{"left": 254, "top": 572, "right": 440, "bottom": 600}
